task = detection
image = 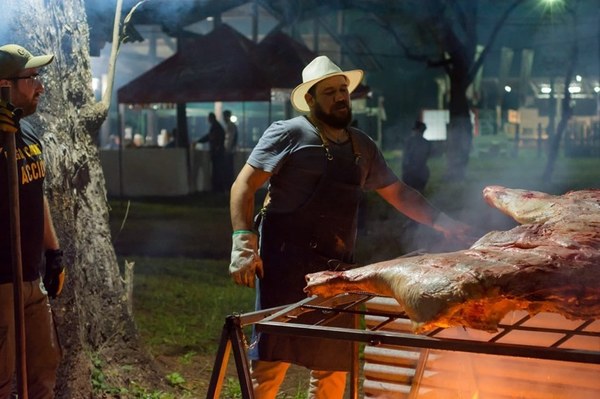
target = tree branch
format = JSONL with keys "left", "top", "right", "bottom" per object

{"left": 367, "top": 13, "right": 432, "bottom": 64}
{"left": 469, "top": 0, "right": 526, "bottom": 82}
{"left": 102, "top": 0, "right": 148, "bottom": 109}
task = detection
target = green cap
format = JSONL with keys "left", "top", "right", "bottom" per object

{"left": 0, "top": 44, "right": 54, "bottom": 79}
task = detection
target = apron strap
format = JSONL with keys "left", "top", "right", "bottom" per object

{"left": 347, "top": 129, "right": 362, "bottom": 164}
{"left": 307, "top": 116, "right": 362, "bottom": 163}
{"left": 313, "top": 121, "right": 334, "bottom": 161}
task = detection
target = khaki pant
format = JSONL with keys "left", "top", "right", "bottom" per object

{"left": 251, "top": 360, "right": 347, "bottom": 399}
{"left": 0, "top": 279, "right": 61, "bottom": 399}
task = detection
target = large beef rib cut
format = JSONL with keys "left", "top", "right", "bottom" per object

{"left": 304, "top": 186, "right": 600, "bottom": 333}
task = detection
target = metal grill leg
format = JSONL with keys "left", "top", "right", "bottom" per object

{"left": 206, "top": 315, "right": 254, "bottom": 399}
{"left": 350, "top": 313, "right": 359, "bottom": 399}
{"left": 229, "top": 317, "right": 254, "bottom": 399}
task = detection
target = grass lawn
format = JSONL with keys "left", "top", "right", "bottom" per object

{"left": 108, "top": 140, "right": 600, "bottom": 397}
{"left": 131, "top": 257, "right": 254, "bottom": 355}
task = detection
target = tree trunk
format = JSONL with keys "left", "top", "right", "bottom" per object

{"left": 7, "top": 0, "right": 165, "bottom": 396}
{"left": 445, "top": 76, "right": 473, "bottom": 181}
{"left": 542, "top": 16, "right": 579, "bottom": 182}
{"left": 543, "top": 80, "right": 574, "bottom": 182}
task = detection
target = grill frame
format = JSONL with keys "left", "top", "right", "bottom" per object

{"left": 257, "top": 293, "right": 600, "bottom": 363}
{"left": 206, "top": 293, "right": 600, "bottom": 398}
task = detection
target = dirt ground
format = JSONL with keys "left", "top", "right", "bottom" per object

{"left": 155, "top": 352, "right": 311, "bottom": 398}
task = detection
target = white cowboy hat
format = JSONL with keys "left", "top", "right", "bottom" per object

{"left": 290, "top": 55, "right": 363, "bottom": 113}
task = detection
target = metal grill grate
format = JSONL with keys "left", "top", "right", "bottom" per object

{"left": 206, "top": 293, "right": 600, "bottom": 398}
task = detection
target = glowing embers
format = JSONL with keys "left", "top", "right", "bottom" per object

{"left": 363, "top": 297, "right": 600, "bottom": 399}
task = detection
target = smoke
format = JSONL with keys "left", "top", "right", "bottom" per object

{"left": 0, "top": 1, "right": 22, "bottom": 43}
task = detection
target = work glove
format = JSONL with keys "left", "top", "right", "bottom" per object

{"left": 0, "top": 100, "right": 19, "bottom": 134}
{"left": 43, "top": 249, "right": 66, "bottom": 299}
{"left": 229, "top": 231, "right": 263, "bottom": 288}
{"left": 433, "top": 212, "right": 474, "bottom": 245}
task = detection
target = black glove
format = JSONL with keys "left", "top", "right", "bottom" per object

{"left": 44, "top": 249, "right": 65, "bottom": 298}
{"left": 0, "top": 100, "right": 19, "bottom": 134}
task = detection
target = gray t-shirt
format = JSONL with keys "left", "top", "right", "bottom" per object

{"left": 247, "top": 116, "right": 397, "bottom": 213}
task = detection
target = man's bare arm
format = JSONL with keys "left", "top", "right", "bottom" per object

{"left": 376, "top": 180, "right": 438, "bottom": 226}
{"left": 377, "top": 180, "right": 472, "bottom": 241}
{"left": 230, "top": 163, "right": 272, "bottom": 231}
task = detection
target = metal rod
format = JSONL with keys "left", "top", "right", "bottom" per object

{"left": 494, "top": 322, "right": 600, "bottom": 338}
{"left": 408, "top": 349, "right": 430, "bottom": 399}
{"left": 229, "top": 316, "right": 254, "bottom": 399}
{"left": 489, "top": 314, "right": 531, "bottom": 342}
{"left": 206, "top": 319, "right": 234, "bottom": 399}
{"left": 1, "top": 85, "right": 28, "bottom": 398}
{"left": 256, "top": 321, "right": 600, "bottom": 364}
{"left": 349, "top": 313, "right": 359, "bottom": 399}
{"left": 551, "top": 319, "right": 597, "bottom": 348}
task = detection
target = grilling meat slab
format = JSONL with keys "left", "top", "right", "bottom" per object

{"left": 304, "top": 186, "right": 600, "bottom": 333}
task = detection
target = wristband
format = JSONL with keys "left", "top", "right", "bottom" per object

{"left": 233, "top": 230, "right": 255, "bottom": 235}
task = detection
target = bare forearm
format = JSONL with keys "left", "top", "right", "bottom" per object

{"left": 230, "top": 180, "right": 257, "bottom": 231}
{"left": 230, "top": 164, "right": 271, "bottom": 231}
{"left": 377, "top": 180, "right": 439, "bottom": 227}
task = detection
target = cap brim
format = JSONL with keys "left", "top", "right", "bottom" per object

{"left": 24, "top": 54, "right": 54, "bottom": 70}
{"left": 290, "top": 69, "right": 364, "bottom": 113}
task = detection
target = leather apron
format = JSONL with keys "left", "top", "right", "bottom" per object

{"left": 251, "top": 127, "right": 362, "bottom": 371}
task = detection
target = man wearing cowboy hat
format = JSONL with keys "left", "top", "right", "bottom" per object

{"left": 0, "top": 44, "right": 63, "bottom": 398}
{"left": 229, "top": 55, "right": 470, "bottom": 398}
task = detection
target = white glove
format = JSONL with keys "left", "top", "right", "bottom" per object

{"left": 229, "top": 231, "right": 263, "bottom": 288}
{"left": 433, "top": 212, "right": 473, "bottom": 243}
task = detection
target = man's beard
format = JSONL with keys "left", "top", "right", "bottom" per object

{"left": 314, "top": 101, "right": 352, "bottom": 129}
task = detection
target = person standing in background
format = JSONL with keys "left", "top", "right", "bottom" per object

{"left": 198, "top": 112, "right": 226, "bottom": 192}
{"left": 0, "top": 43, "right": 65, "bottom": 399}
{"left": 223, "top": 109, "right": 238, "bottom": 189}
{"left": 402, "top": 120, "right": 431, "bottom": 193}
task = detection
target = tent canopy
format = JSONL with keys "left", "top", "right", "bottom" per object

{"left": 255, "top": 30, "right": 316, "bottom": 90}
{"left": 116, "top": 24, "right": 369, "bottom": 105}
{"left": 117, "top": 24, "right": 272, "bottom": 103}
{"left": 256, "top": 31, "right": 370, "bottom": 99}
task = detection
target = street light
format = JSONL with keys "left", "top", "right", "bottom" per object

{"left": 539, "top": 0, "right": 566, "bottom": 13}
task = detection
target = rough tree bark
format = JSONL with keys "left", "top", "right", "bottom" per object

{"left": 6, "top": 0, "right": 164, "bottom": 396}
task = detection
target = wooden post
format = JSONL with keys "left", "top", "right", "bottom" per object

{"left": 1, "top": 85, "right": 28, "bottom": 398}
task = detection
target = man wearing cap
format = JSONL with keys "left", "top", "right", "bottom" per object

{"left": 0, "top": 44, "right": 64, "bottom": 398}
{"left": 229, "top": 55, "right": 470, "bottom": 398}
